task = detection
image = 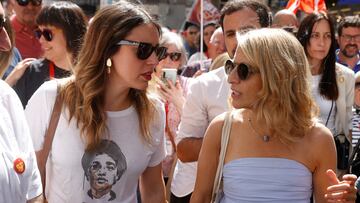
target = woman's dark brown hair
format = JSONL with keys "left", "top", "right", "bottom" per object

{"left": 297, "top": 12, "right": 338, "bottom": 100}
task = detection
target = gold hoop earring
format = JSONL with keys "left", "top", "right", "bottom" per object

{"left": 106, "top": 58, "right": 112, "bottom": 74}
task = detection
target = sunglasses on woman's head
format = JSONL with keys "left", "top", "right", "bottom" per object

{"left": 164, "top": 52, "right": 181, "bottom": 62}
{"left": 16, "top": 0, "right": 42, "bottom": 6}
{"left": 117, "top": 39, "right": 167, "bottom": 61}
{"left": 34, "top": 29, "right": 53, "bottom": 41}
{"left": 225, "top": 60, "right": 259, "bottom": 80}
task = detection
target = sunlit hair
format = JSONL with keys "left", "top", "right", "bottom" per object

{"left": 297, "top": 12, "right": 338, "bottom": 100}
{"left": 235, "top": 28, "right": 318, "bottom": 143}
{"left": 159, "top": 31, "right": 188, "bottom": 68}
{"left": 61, "top": 1, "right": 161, "bottom": 151}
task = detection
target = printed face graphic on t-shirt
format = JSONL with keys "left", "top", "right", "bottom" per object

{"left": 89, "top": 154, "right": 118, "bottom": 190}
{"left": 82, "top": 139, "right": 127, "bottom": 202}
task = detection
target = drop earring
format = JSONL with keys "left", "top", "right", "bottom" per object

{"left": 106, "top": 58, "right": 112, "bottom": 74}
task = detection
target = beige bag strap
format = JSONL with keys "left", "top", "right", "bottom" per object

{"left": 36, "top": 82, "right": 63, "bottom": 191}
{"left": 211, "top": 111, "right": 233, "bottom": 202}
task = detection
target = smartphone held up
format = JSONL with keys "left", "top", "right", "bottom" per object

{"left": 161, "top": 68, "right": 177, "bottom": 86}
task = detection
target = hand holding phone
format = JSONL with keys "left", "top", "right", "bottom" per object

{"left": 161, "top": 68, "right": 177, "bottom": 86}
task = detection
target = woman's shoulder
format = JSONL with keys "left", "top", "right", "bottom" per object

{"left": 211, "top": 109, "right": 246, "bottom": 127}
{"left": 306, "top": 121, "right": 334, "bottom": 146}
{"left": 25, "top": 78, "right": 69, "bottom": 110}
{"left": 336, "top": 62, "right": 355, "bottom": 77}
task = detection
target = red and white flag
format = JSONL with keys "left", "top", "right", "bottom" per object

{"left": 286, "top": 0, "right": 327, "bottom": 14}
{"left": 186, "top": 0, "right": 220, "bottom": 27}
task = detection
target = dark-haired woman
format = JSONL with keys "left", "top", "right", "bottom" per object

{"left": 297, "top": 12, "right": 354, "bottom": 173}
{"left": 25, "top": 1, "right": 167, "bottom": 202}
{"left": 6, "top": 1, "right": 87, "bottom": 108}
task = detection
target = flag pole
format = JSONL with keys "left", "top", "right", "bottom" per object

{"left": 200, "top": 0, "right": 204, "bottom": 70}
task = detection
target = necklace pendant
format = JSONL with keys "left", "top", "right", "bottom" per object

{"left": 263, "top": 135, "right": 270, "bottom": 142}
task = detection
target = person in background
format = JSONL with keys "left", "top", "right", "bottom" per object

{"left": 0, "top": 11, "right": 25, "bottom": 80}
{"left": 297, "top": 12, "right": 354, "bottom": 173}
{"left": 188, "top": 22, "right": 217, "bottom": 64}
{"left": 182, "top": 27, "right": 226, "bottom": 78}
{"left": 272, "top": 9, "right": 298, "bottom": 33}
{"left": 336, "top": 16, "right": 360, "bottom": 73}
{"left": 9, "top": 0, "right": 43, "bottom": 59}
{"left": 352, "top": 71, "right": 360, "bottom": 147}
{"left": 0, "top": 2, "right": 43, "bottom": 202}
{"left": 172, "top": 1, "right": 272, "bottom": 203}
{"left": 191, "top": 27, "right": 336, "bottom": 203}
{"left": 149, "top": 31, "right": 191, "bottom": 198}
{"left": 181, "top": 21, "right": 199, "bottom": 58}
{"left": 25, "top": 1, "right": 168, "bottom": 202}
{"left": 188, "top": 27, "right": 225, "bottom": 66}
{"left": 207, "top": 27, "right": 226, "bottom": 63}
{"left": 6, "top": 1, "right": 88, "bottom": 108}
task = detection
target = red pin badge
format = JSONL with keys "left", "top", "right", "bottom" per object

{"left": 13, "top": 158, "right": 25, "bottom": 174}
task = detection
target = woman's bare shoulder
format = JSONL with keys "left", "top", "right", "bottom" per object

{"left": 306, "top": 121, "right": 335, "bottom": 150}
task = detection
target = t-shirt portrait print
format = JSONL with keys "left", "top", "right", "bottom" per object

{"left": 82, "top": 140, "right": 127, "bottom": 202}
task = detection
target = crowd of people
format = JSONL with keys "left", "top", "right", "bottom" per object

{"left": 0, "top": 0, "right": 360, "bottom": 202}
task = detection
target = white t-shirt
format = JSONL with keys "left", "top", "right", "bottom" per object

{"left": 0, "top": 80, "right": 42, "bottom": 203}
{"left": 25, "top": 80, "right": 166, "bottom": 203}
{"left": 311, "top": 74, "right": 336, "bottom": 134}
{"left": 171, "top": 67, "right": 231, "bottom": 197}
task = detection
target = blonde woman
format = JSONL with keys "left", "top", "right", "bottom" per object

{"left": 25, "top": 1, "right": 168, "bottom": 202}
{"left": 191, "top": 28, "right": 337, "bottom": 202}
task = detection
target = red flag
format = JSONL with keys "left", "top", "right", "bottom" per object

{"left": 187, "top": 0, "right": 220, "bottom": 26}
{"left": 286, "top": 0, "right": 327, "bottom": 14}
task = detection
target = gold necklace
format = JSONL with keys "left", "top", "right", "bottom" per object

{"left": 248, "top": 118, "right": 270, "bottom": 142}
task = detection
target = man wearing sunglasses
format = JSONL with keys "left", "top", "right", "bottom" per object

{"left": 170, "top": 1, "right": 271, "bottom": 202}
{"left": 10, "top": 0, "right": 42, "bottom": 59}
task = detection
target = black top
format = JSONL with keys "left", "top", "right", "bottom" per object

{"left": 13, "top": 58, "right": 71, "bottom": 108}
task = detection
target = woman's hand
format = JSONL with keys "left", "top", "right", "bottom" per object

{"left": 5, "top": 58, "right": 36, "bottom": 86}
{"left": 156, "top": 78, "right": 185, "bottom": 114}
{"left": 325, "top": 169, "right": 357, "bottom": 203}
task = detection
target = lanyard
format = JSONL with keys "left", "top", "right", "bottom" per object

{"left": 49, "top": 61, "right": 55, "bottom": 79}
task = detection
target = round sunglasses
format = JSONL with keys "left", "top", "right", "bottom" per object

{"left": 34, "top": 29, "right": 53, "bottom": 41}
{"left": 164, "top": 52, "right": 182, "bottom": 62}
{"left": 224, "top": 60, "right": 259, "bottom": 80}
{"left": 16, "top": 0, "right": 42, "bottom": 6}
{"left": 117, "top": 39, "right": 167, "bottom": 61}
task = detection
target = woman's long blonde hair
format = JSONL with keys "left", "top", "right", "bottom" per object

{"left": 236, "top": 28, "right": 318, "bottom": 143}
{"left": 61, "top": 1, "right": 160, "bottom": 151}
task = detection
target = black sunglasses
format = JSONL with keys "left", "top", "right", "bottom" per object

{"left": 0, "top": 17, "right": 5, "bottom": 31}
{"left": 117, "top": 39, "right": 167, "bottom": 61}
{"left": 16, "top": 0, "right": 42, "bottom": 6}
{"left": 225, "top": 60, "right": 259, "bottom": 80}
{"left": 34, "top": 29, "right": 53, "bottom": 41}
{"left": 164, "top": 52, "right": 182, "bottom": 62}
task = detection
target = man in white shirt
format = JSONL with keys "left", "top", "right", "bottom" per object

{"left": 0, "top": 2, "right": 43, "bottom": 202}
{"left": 170, "top": 1, "right": 272, "bottom": 202}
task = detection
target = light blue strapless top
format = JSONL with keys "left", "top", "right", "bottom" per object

{"left": 221, "top": 158, "right": 312, "bottom": 203}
